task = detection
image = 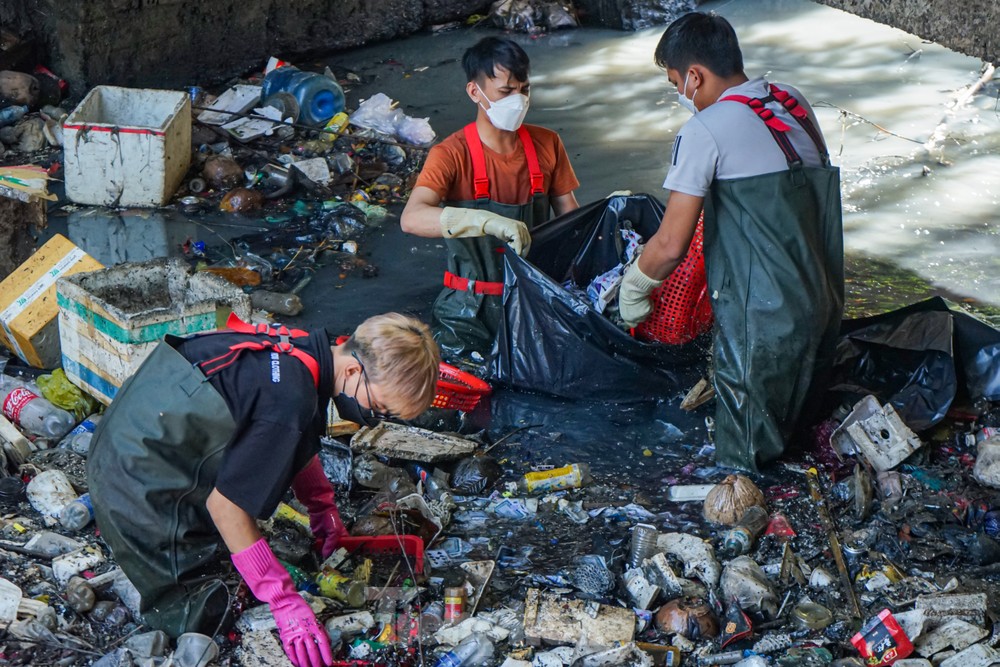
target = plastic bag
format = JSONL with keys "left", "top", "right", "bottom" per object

{"left": 36, "top": 369, "right": 99, "bottom": 421}
{"left": 491, "top": 194, "right": 705, "bottom": 400}
{"left": 829, "top": 297, "right": 1000, "bottom": 431}
{"left": 620, "top": 0, "right": 696, "bottom": 31}
{"left": 349, "top": 93, "right": 435, "bottom": 146}
{"left": 450, "top": 455, "right": 502, "bottom": 495}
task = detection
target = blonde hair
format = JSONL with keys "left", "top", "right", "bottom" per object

{"left": 344, "top": 313, "right": 440, "bottom": 419}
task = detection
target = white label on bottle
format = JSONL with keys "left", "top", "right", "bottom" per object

{"left": 2, "top": 387, "right": 38, "bottom": 424}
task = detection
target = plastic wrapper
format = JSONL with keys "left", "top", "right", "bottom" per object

{"left": 36, "top": 369, "right": 99, "bottom": 421}
{"left": 490, "top": 194, "right": 704, "bottom": 400}
{"left": 450, "top": 455, "right": 502, "bottom": 495}
{"left": 349, "top": 93, "right": 435, "bottom": 146}
{"left": 490, "top": 0, "right": 579, "bottom": 32}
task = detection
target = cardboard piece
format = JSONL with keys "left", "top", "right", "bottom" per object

{"left": 522, "top": 588, "right": 635, "bottom": 648}
{"left": 0, "top": 234, "right": 102, "bottom": 368}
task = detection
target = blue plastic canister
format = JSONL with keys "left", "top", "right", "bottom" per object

{"left": 261, "top": 67, "right": 345, "bottom": 128}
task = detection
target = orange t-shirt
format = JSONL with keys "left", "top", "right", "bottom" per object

{"left": 414, "top": 124, "right": 580, "bottom": 205}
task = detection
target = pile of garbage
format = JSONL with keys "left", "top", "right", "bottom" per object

{"left": 7, "top": 333, "right": 1000, "bottom": 667}
{"left": 1, "top": 50, "right": 436, "bottom": 319}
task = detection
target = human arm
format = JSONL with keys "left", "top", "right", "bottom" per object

{"left": 400, "top": 185, "right": 531, "bottom": 255}
{"left": 214, "top": 488, "right": 333, "bottom": 667}
{"left": 551, "top": 191, "right": 579, "bottom": 217}
{"left": 619, "top": 191, "right": 704, "bottom": 327}
{"left": 291, "top": 455, "right": 346, "bottom": 559}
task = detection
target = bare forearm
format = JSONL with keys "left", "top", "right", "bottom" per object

{"left": 207, "top": 487, "right": 262, "bottom": 554}
{"left": 638, "top": 232, "right": 686, "bottom": 281}
{"left": 400, "top": 201, "right": 445, "bottom": 238}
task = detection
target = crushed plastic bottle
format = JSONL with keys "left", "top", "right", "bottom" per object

{"left": 58, "top": 414, "right": 102, "bottom": 455}
{"left": 433, "top": 632, "right": 494, "bottom": 667}
{"left": 1, "top": 374, "right": 76, "bottom": 439}
{"left": 58, "top": 493, "right": 94, "bottom": 531}
{"left": 26, "top": 469, "right": 79, "bottom": 521}
{"left": 516, "top": 463, "right": 592, "bottom": 493}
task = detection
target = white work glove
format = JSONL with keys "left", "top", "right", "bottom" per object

{"left": 608, "top": 190, "right": 633, "bottom": 197}
{"left": 440, "top": 206, "right": 531, "bottom": 256}
{"left": 619, "top": 259, "right": 663, "bottom": 328}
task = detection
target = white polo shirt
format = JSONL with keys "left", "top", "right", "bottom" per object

{"left": 663, "top": 77, "right": 825, "bottom": 198}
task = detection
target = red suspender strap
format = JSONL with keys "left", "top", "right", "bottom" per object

{"left": 463, "top": 123, "right": 545, "bottom": 200}
{"left": 720, "top": 93, "right": 802, "bottom": 166}
{"left": 197, "top": 313, "right": 320, "bottom": 387}
{"left": 463, "top": 123, "right": 491, "bottom": 200}
{"left": 517, "top": 126, "right": 545, "bottom": 195}
{"left": 720, "top": 94, "right": 791, "bottom": 132}
{"left": 769, "top": 84, "right": 830, "bottom": 163}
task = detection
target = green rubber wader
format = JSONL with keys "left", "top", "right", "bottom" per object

{"left": 704, "top": 162, "right": 844, "bottom": 471}
{"left": 88, "top": 339, "right": 237, "bottom": 637}
{"left": 431, "top": 192, "right": 549, "bottom": 362}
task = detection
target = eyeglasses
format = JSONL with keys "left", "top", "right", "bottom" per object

{"left": 352, "top": 352, "right": 397, "bottom": 422}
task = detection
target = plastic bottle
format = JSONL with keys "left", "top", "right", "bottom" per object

{"left": 58, "top": 493, "right": 94, "bottom": 531}
{"left": 433, "top": 632, "right": 494, "bottom": 667}
{"left": 516, "top": 463, "right": 592, "bottom": 494}
{"left": 250, "top": 290, "right": 303, "bottom": 316}
{"left": 1, "top": 375, "right": 76, "bottom": 439}
{"left": 629, "top": 523, "right": 659, "bottom": 568}
{"left": 66, "top": 577, "right": 96, "bottom": 613}
{"left": 58, "top": 414, "right": 102, "bottom": 455}
{"left": 26, "top": 469, "right": 79, "bottom": 520}
{"left": 261, "top": 66, "right": 345, "bottom": 128}
{"left": 719, "top": 505, "right": 770, "bottom": 558}
{"left": 0, "top": 105, "right": 28, "bottom": 127}
{"left": 354, "top": 456, "right": 407, "bottom": 490}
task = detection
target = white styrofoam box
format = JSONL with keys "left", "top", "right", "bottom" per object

{"left": 63, "top": 86, "right": 191, "bottom": 207}
{"left": 56, "top": 258, "right": 251, "bottom": 405}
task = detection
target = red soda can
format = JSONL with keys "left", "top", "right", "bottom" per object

{"left": 851, "top": 609, "right": 913, "bottom": 665}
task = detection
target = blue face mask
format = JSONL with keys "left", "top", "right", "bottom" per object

{"left": 677, "top": 72, "right": 698, "bottom": 115}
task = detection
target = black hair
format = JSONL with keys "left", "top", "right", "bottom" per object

{"left": 654, "top": 12, "right": 744, "bottom": 78}
{"left": 462, "top": 37, "right": 530, "bottom": 83}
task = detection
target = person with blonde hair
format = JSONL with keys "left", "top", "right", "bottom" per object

{"left": 87, "top": 313, "right": 440, "bottom": 667}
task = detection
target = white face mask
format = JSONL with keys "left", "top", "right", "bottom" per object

{"left": 477, "top": 84, "right": 530, "bottom": 132}
{"left": 677, "top": 72, "right": 698, "bottom": 115}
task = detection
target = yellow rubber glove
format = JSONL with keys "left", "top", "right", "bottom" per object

{"left": 440, "top": 207, "right": 531, "bottom": 256}
{"left": 619, "top": 259, "right": 663, "bottom": 328}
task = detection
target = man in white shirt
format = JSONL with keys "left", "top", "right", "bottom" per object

{"left": 619, "top": 12, "right": 844, "bottom": 471}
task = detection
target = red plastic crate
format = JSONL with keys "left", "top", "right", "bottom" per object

{"left": 432, "top": 363, "right": 492, "bottom": 412}
{"left": 634, "top": 213, "right": 713, "bottom": 345}
{"left": 338, "top": 535, "right": 424, "bottom": 574}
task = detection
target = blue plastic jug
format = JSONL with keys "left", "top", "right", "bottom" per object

{"left": 261, "top": 67, "right": 345, "bottom": 128}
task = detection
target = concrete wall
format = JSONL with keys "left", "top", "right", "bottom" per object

{"left": 9, "top": 0, "right": 492, "bottom": 98}
{"left": 814, "top": 0, "right": 999, "bottom": 64}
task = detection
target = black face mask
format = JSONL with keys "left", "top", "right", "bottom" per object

{"left": 332, "top": 392, "right": 376, "bottom": 427}
{"left": 332, "top": 352, "right": 391, "bottom": 427}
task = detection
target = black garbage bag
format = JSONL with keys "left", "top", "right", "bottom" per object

{"left": 829, "top": 297, "right": 1000, "bottom": 431}
{"left": 491, "top": 194, "right": 706, "bottom": 400}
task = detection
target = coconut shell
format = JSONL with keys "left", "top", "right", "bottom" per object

{"left": 654, "top": 598, "right": 719, "bottom": 639}
{"left": 703, "top": 474, "right": 766, "bottom": 525}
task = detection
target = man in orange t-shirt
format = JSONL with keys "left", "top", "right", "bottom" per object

{"left": 401, "top": 37, "right": 580, "bottom": 361}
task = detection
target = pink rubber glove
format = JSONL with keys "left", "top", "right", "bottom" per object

{"left": 291, "top": 456, "right": 347, "bottom": 559}
{"left": 232, "top": 539, "right": 333, "bottom": 667}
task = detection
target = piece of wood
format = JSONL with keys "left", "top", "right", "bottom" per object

{"left": 680, "top": 377, "right": 715, "bottom": 411}
{"left": 350, "top": 422, "right": 477, "bottom": 463}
